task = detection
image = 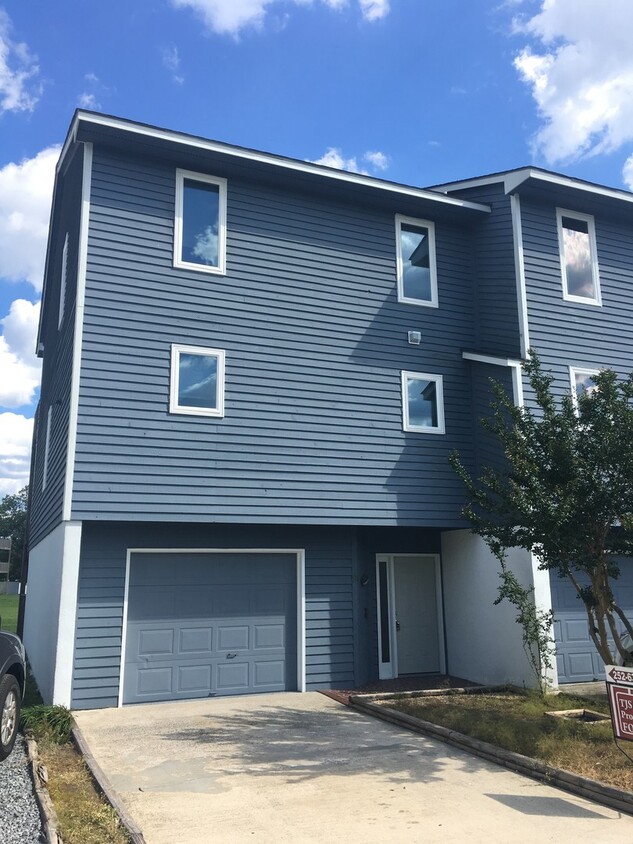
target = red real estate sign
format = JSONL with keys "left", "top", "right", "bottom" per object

{"left": 605, "top": 665, "right": 633, "bottom": 742}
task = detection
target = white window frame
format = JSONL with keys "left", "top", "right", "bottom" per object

{"left": 569, "top": 365, "right": 600, "bottom": 412}
{"left": 395, "top": 214, "right": 438, "bottom": 308}
{"left": 42, "top": 405, "right": 52, "bottom": 491}
{"left": 401, "top": 370, "right": 445, "bottom": 435}
{"left": 169, "top": 344, "right": 225, "bottom": 417}
{"left": 58, "top": 233, "right": 69, "bottom": 328}
{"left": 174, "top": 169, "right": 227, "bottom": 275}
{"left": 557, "top": 208, "right": 601, "bottom": 306}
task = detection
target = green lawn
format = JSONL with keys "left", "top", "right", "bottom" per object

{"left": 0, "top": 594, "right": 19, "bottom": 632}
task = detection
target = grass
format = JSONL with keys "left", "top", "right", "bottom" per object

{"left": 386, "top": 689, "right": 633, "bottom": 792}
{"left": 0, "top": 593, "right": 18, "bottom": 632}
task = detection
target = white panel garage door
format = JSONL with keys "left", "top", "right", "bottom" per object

{"left": 551, "top": 563, "right": 633, "bottom": 683}
{"left": 122, "top": 552, "right": 297, "bottom": 704}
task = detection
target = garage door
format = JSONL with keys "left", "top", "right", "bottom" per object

{"left": 122, "top": 552, "right": 298, "bottom": 704}
{"left": 551, "top": 563, "right": 633, "bottom": 683}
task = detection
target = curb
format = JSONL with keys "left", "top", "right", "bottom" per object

{"left": 349, "top": 695, "right": 633, "bottom": 817}
{"left": 71, "top": 725, "right": 146, "bottom": 844}
{"left": 25, "top": 735, "right": 61, "bottom": 844}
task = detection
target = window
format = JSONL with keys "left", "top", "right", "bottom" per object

{"left": 557, "top": 209, "right": 600, "bottom": 305}
{"left": 42, "top": 406, "right": 52, "bottom": 491}
{"left": 396, "top": 215, "right": 438, "bottom": 307}
{"left": 58, "top": 233, "right": 68, "bottom": 328}
{"left": 570, "top": 366, "right": 600, "bottom": 411}
{"left": 402, "top": 371, "right": 445, "bottom": 434}
{"left": 174, "top": 170, "right": 227, "bottom": 274}
{"left": 170, "top": 345, "right": 225, "bottom": 417}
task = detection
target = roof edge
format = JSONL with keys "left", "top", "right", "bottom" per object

{"left": 63, "top": 110, "right": 491, "bottom": 214}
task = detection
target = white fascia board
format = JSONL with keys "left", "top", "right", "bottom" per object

{"left": 505, "top": 168, "right": 633, "bottom": 205}
{"left": 62, "top": 111, "right": 490, "bottom": 214}
{"left": 462, "top": 351, "right": 523, "bottom": 367}
{"left": 431, "top": 173, "right": 513, "bottom": 194}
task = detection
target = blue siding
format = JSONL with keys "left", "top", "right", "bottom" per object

{"left": 521, "top": 197, "right": 633, "bottom": 399}
{"left": 469, "top": 361, "right": 514, "bottom": 478}
{"left": 72, "top": 523, "right": 358, "bottom": 708}
{"left": 29, "top": 145, "right": 85, "bottom": 547}
{"left": 70, "top": 148, "right": 478, "bottom": 527}
{"left": 444, "top": 183, "right": 521, "bottom": 358}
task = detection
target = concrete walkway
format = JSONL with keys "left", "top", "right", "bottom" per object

{"left": 74, "top": 692, "right": 633, "bottom": 844}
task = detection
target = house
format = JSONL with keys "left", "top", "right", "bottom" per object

{"left": 23, "top": 111, "right": 633, "bottom": 709}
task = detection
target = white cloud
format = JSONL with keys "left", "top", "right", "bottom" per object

{"left": 311, "top": 146, "right": 390, "bottom": 175}
{"left": 0, "top": 412, "right": 33, "bottom": 495}
{"left": 623, "top": 154, "right": 633, "bottom": 190}
{"left": 0, "top": 145, "right": 59, "bottom": 290}
{"left": 162, "top": 46, "right": 184, "bottom": 84}
{"left": 0, "top": 300, "right": 42, "bottom": 409}
{"left": 0, "top": 9, "right": 41, "bottom": 113}
{"left": 513, "top": 0, "right": 633, "bottom": 164}
{"left": 170, "top": 0, "right": 389, "bottom": 36}
{"left": 77, "top": 73, "right": 107, "bottom": 110}
{"left": 358, "top": 0, "right": 389, "bottom": 21}
{"left": 364, "top": 150, "right": 389, "bottom": 170}
{"left": 78, "top": 92, "right": 99, "bottom": 109}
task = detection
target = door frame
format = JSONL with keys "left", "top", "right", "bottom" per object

{"left": 375, "top": 553, "right": 446, "bottom": 680}
{"left": 119, "top": 547, "right": 306, "bottom": 706}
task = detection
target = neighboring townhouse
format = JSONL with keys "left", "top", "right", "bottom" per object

{"left": 23, "top": 111, "right": 633, "bottom": 709}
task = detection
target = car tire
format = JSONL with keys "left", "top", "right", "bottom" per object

{"left": 0, "top": 674, "right": 21, "bottom": 762}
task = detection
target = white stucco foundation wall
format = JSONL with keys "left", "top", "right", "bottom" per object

{"left": 441, "top": 530, "right": 538, "bottom": 688}
{"left": 23, "top": 521, "right": 82, "bottom": 705}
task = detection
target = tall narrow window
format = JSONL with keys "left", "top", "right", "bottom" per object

{"left": 402, "top": 371, "right": 445, "bottom": 434}
{"left": 58, "top": 234, "right": 69, "bottom": 328}
{"left": 396, "top": 215, "right": 438, "bottom": 307}
{"left": 174, "top": 170, "right": 227, "bottom": 274}
{"left": 557, "top": 210, "right": 600, "bottom": 305}
{"left": 170, "top": 344, "right": 225, "bottom": 417}
{"left": 570, "top": 366, "right": 600, "bottom": 411}
{"left": 42, "top": 406, "right": 52, "bottom": 491}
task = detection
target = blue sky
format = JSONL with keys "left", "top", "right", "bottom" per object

{"left": 1, "top": 0, "right": 633, "bottom": 493}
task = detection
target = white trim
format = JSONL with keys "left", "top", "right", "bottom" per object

{"left": 62, "top": 143, "right": 92, "bottom": 522}
{"left": 58, "top": 233, "right": 69, "bottom": 329}
{"left": 438, "top": 166, "right": 633, "bottom": 207}
{"left": 62, "top": 111, "right": 491, "bottom": 213}
{"left": 174, "top": 169, "right": 227, "bottom": 275}
{"left": 461, "top": 352, "right": 525, "bottom": 408}
{"left": 557, "top": 208, "right": 601, "bottom": 306}
{"left": 375, "top": 553, "right": 445, "bottom": 680}
{"left": 42, "top": 405, "right": 52, "bottom": 491}
{"left": 169, "top": 344, "right": 226, "bottom": 417}
{"left": 461, "top": 351, "right": 522, "bottom": 368}
{"left": 395, "top": 214, "right": 439, "bottom": 308}
{"left": 52, "top": 521, "right": 82, "bottom": 707}
{"left": 401, "top": 370, "right": 445, "bottom": 435}
{"left": 118, "top": 547, "right": 306, "bottom": 707}
{"left": 510, "top": 194, "right": 530, "bottom": 357}
{"left": 569, "top": 365, "right": 600, "bottom": 412}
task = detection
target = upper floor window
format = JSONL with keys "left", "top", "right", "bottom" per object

{"left": 557, "top": 209, "right": 601, "bottom": 305}
{"left": 170, "top": 344, "right": 225, "bottom": 417}
{"left": 396, "top": 215, "right": 438, "bottom": 308}
{"left": 58, "top": 233, "right": 68, "bottom": 328}
{"left": 569, "top": 366, "right": 599, "bottom": 411}
{"left": 401, "top": 371, "right": 445, "bottom": 434}
{"left": 174, "top": 170, "right": 227, "bottom": 275}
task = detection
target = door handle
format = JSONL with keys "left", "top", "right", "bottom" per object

{"left": 395, "top": 620, "right": 401, "bottom": 632}
{"left": 226, "top": 653, "right": 238, "bottom": 659}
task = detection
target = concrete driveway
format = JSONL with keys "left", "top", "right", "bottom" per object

{"left": 74, "top": 692, "right": 633, "bottom": 844}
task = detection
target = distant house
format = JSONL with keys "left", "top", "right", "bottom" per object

{"left": 23, "top": 111, "right": 633, "bottom": 708}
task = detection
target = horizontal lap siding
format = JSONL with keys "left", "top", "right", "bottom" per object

{"left": 521, "top": 198, "right": 633, "bottom": 401}
{"left": 449, "top": 184, "right": 520, "bottom": 358}
{"left": 30, "top": 148, "right": 84, "bottom": 547}
{"left": 470, "top": 362, "right": 513, "bottom": 478}
{"left": 71, "top": 148, "right": 477, "bottom": 526}
{"left": 71, "top": 523, "right": 356, "bottom": 708}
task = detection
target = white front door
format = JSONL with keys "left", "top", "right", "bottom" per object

{"left": 376, "top": 554, "right": 444, "bottom": 679}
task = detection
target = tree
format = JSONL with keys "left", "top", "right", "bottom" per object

{"left": 450, "top": 352, "right": 633, "bottom": 671}
{"left": 0, "top": 486, "right": 28, "bottom": 581}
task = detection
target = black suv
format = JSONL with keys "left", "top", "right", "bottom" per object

{"left": 0, "top": 631, "right": 25, "bottom": 761}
